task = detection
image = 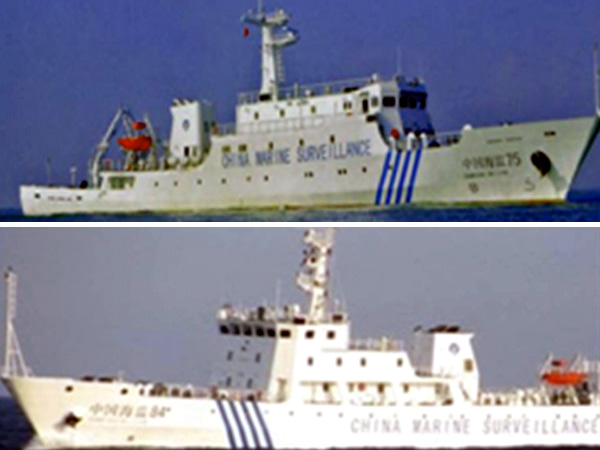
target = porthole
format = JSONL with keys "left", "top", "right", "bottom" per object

{"left": 65, "top": 386, "right": 73, "bottom": 393}
{"left": 121, "top": 388, "right": 128, "bottom": 395}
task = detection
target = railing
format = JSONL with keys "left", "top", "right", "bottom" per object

{"left": 238, "top": 76, "right": 376, "bottom": 105}
{"left": 349, "top": 338, "right": 403, "bottom": 352}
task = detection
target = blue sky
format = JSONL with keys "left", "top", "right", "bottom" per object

{"left": 1, "top": 0, "right": 600, "bottom": 208}
{"left": 1, "top": 228, "right": 598, "bottom": 397}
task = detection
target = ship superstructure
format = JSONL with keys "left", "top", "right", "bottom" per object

{"left": 2, "top": 229, "right": 600, "bottom": 448}
{"left": 18, "top": 4, "right": 600, "bottom": 216}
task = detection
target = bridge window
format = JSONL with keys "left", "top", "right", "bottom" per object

{"left": 255, "top": 326, "right": 265, "bottom": 337}
{"left": 305, "top": 330, "right": 315, "bottom": 339}
{"left": 327, "top": 331, "right": 336, "bottom": 339}
{"left": 220, "top": 325, "right": 230, "bottom": 334}
{"left": 383, "top": 96, "right": 396, "bottom": 108}
{"left": 267, "top": 328, "right": 276, "bottom": 338}
{"left": 280, "top": 329, "right": 291, "bottom": 338}
{"left": 243, "top": 325, "right": 253, "bottom": 336}
{"left": 231, "top": 324, "right": 240, "bottom": 335}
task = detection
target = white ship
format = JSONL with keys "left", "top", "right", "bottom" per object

{"left": 3, "top": 229, "right": 600, "bottom": 449}
{"left": 18, "top": 4, "right": 600, "bottom": 216}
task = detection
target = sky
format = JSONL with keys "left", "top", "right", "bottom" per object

{"left": 0, "top": 227, "right": 598, "bottom": 398}
{"left": 1, "top": 0, "right": 600, "bottom": 208}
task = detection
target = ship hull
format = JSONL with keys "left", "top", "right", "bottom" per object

{"left": 5, "top": 376, "right": 600, "bottom": 449}
{"left": 19, "top": 116, "right": 600, "bottom": 216}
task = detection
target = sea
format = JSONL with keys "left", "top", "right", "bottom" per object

{"left": 3, "top": 191, "right": 600, "bottom": 222}
{"left": 0, "top": 397, "right": 598, "bottom": 450}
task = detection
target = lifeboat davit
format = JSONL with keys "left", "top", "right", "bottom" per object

{"left": 542, "top": 371, "right": 588, "bottom": 386}
{"left": 118, "top": 135, "right": 153, "bottom": 152}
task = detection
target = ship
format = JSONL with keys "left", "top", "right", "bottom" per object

{"left": 18, "top": 4, "right": 600, "bottom": 216}
{"left": 2, "top": 228, "right": 600, "bottom": 448}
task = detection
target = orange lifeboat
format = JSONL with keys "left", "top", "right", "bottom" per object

{"left": 117, "top": 135, "right": 153, "bottom": 152}
{"left": 542, "top": 371, "right": 587, "bottom": 386}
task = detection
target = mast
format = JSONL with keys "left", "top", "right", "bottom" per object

{"left": 296, "top": 228, "right": 335, "bottom": 323}
{"left": 2, "top": 268, "right": 31, "bottom": 378}
{"left": 242, "top": 3, "right": 299, "bottom": 101}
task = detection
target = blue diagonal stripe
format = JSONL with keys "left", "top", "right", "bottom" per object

{"left": 216, "top": 399, "right": 236, "bottom": 449}
{"left": 385, "top": 150, "right": 403, "bottom": 205}
{"left": 227, "top": 401, "right": 248, "bottom": 449}
{"left": 406, "top": 143, "right": 424, "bottom": 204}
{"left": 250, "top": 400, "right": 273, "bottom": 450}
{"left": 241, "top": 401, "right": 261, "bottom": 449}
{"left": 395, "top": 150, "right": 413, "bottom": 205}
{"left": 375, "top": 149, "right": 393, "bottom": 205}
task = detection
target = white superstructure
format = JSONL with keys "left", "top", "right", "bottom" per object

{"left": 18, "top": 4, "right": 600, "bottom": 216}
{"left": 3, "top": 229, "right": 600, "bottom": 449}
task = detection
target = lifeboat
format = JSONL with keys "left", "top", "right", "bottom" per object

{"left": 541, "top": 371, "right": 588, "bottom": 386}
{"left": 117, "top": 135, "right": 153, "bottom": 152}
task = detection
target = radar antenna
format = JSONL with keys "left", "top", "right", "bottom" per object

{"left": 242, "top": 3, "right": 299, "bottom": 101}
{"left": 296, "top": 229, "right": 335, "bottom": 323}
{"left": 2, "top": 268, "right": 32, "bottom": 378}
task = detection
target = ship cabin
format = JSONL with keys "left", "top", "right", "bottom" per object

{"left": 212, "top": 302, "right": 480, "bottom": 407}
{"left": 166, "top": 75, "right": 439, "bottom": 169}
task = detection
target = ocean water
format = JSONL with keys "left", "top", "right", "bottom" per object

{"left": 3, "top": 192, "right": 600, "bottom": 222}
{"left": 0, "top": 396, "right": 598, "bottom": 450}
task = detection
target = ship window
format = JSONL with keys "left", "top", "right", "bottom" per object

{"left": 327, "top": 331, "right": 336, "bottom": 339}
{"left": 362, "top": 99, "right": 369, "bottom": 114}
{"left": 378, "top": 384, "right": 385, "bottom": 394}
{"left": 343, "top": 101, "right": 352, "bottom": 110}
{"left": 323, "top": 383, "right": 330, "bottom": 392}
{"left": 264, "top": 175, "right": 270, "bottom": 182}
{"left": 330, "top": 135, "right": 336, "bottom": 143}
{"left": 255, "top": 353, "right": 261, "bottom": 363}
{"left": 337, "top": 358, "right": 343, "bottom": 367}
{"left": 544, "top": 131, "right": 557, "bottom": 137}
{"left": 246, "top": 176, "right": 252, "bottom": 182}
{"left": 305, "top": 330, "right": 315, "bottom": 339}
{"left": 197, "top": 179, "right": 202, "bottom": 185}
{"left": 171, "top": 388, "right": 179, "bottom": 397}
{"left": 311, "top": 105, "right": 317, "bottom": 114}
{"left": 227, "top": 351, "right": 233, "bottom": 361}
{"left": 280, "top": 109, "right": 286, "bottom": 118}
{"left": 231, "top": 324, "right": 240, "bottom": 335}
{"left": 222, "top": 146, "right": 231, "bottom": 153}
{"left": 403, "top": 384, "right": 410, "bottom": 393}
{"left": 348, "top": 383, "right": 354, "bottom": 392}
{"left": 399, "top": 96, "right": 408, "bottom": 108}
{"left": 256, "top": 326, "right": 265, "bottom": 337}
{"left": 397, "top": 358, "right": 403, "bottom": 367}
{"left": 362, "top": 167, "right": 368, "bottom": 173}
{"left": 360, "top": 358, "right": 367, "bottom": 367}
{"left": 247, "top": 379, "right": 253, "bottom": 389}
{"left": 268, "top": 141, "right": 274, "bottom": 150}
{"left": 308, "top": 357, "right": 314, "bottom": 366}
{"left": 109, "top": 176, "right": 135, "bottom": 190}
{"left": 239, "top": 144, "right": 248, "bottom": 153}
{"left": 173, "top": 181, "right": 178, "bottom": 187}
{"left": 220, "top": 325, "right": 230, "bottom": 334}
{"left": 420, "top": 97, "right": 427, "bottom": 109}
{"left": 408, "top": 97, "right": 417, "bottom": 109}
{"left": 280, "top": 329, "right": 291, "bottom": 338}
{"left": 221, "top": 178, "right": 227, "bottom": 185}
{"left": 371, "top": 97, "right": 379, "bottom": 108}
{"left": 254, "top": 112, "right": 260, "bottom": 120}
{"left": 65, "top": 386, "right": 73, "bottom": 392}
{"left": 267, "top": 328, "right": 276, "bottom": 338}
{"left": 243, "top": 326, "right": 253, "bottom": 336}
{"left": 464, "top": 359, "right": 474, "bottom": 372}
{"left": 184, "top": 147, "right": 190, "bottom": 158}
{"left": 34, "top": 193, "right": 41, "bottom": 199}
{"left": 383, "top": 96, "right": 396, "bottom": 108}
{"left": 154, "top": 181, "right": 159, "bottom": 187}
{"left": 299, "top": 138, "right": 305, "bottom": 147}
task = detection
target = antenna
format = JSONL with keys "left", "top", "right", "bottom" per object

{"left": 594, "top": 44, "right": 600, "bottom": 116}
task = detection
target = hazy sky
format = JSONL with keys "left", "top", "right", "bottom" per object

{"left": 0, "top": 227, "right": 598, "bottom": 398}
{"left": 2, "top": 1, "right": 600, "bottom": 207}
